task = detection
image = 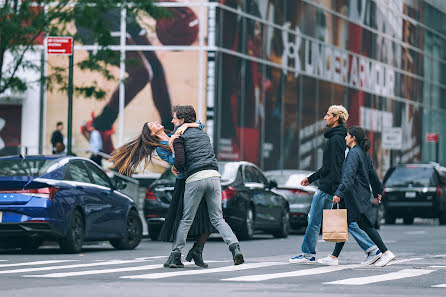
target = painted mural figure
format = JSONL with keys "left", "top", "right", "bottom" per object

{"left": 77, "top": 4, "right": 199, "bottom": 155}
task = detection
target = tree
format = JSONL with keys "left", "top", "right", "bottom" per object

{"left": 0, "top": 0, "right": 167, "bottom": 98}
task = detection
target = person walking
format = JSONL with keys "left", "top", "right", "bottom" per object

{"left": 51, "top": 122, "right": 65, "bottom": 154}
{"left": 319, "top": 126, "right": 395, "bottom": 267}
{"left": 87, "top": 123, "right": 103, "bottom": 166}
{"left": 166, "top": 105, "right": 244, "bottom": 268}
{"left": 109, "top": 120, "right": 213, "bottom": 268}
{"left": 289, "top": 105, "right": 381, "bottom": 265}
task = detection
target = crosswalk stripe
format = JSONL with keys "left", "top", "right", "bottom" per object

{"left": 24, "top": 261, "right": 227, "bottom": 278}
{"left": 0, "top": 259, "right": 150, "bottom": 274}
{"left": 0, "top": 260, "right": 76, "bottom": 269}
{"left": 387, "top": 258, "right": 423, "bottom": 266}
{"left": 121, "top": 262, "right": 287, "bottom": 280}
{"left": 222, "top": 264, "right": 360, "bottom": 282}
{"left": 432, "top": 284, "right": 446, "bottom": 288}
{"left": 324, "top": 269, "right": 435, "bottom": 285}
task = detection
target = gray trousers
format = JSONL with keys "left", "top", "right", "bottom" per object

{"left": 172, "top": 177, "right": 239, "bottom": 252}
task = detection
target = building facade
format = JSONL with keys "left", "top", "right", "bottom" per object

{"left": 1, "top": 0, "right": 445, "bottom": 178}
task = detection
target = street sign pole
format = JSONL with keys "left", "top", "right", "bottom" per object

{"left": 67, "top": 51, "right": 74, "bottom": 155}
{"left": 46, "top": 36, "right": 73, "bottom": 155}
{"left": 436, "top": 140, "right": 439, "bottom": 163}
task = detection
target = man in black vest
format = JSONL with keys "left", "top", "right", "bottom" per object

{"left": 166, "top": 105, "right": 244, "bottom": 268}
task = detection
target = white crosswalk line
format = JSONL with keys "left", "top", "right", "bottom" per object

{"left": 324, "top": 269, "right": 435, "bottom": 285}
{"left": 387, "top": 258, "right": 423, "bottom": 266}
{"left": 432, "top": 284, "right": 446, "bottom": 288}
{"left": 122, "top": 262, "right": 287, "bottom": 280}
{"left": 222, "top": 264, "right": 360, "bottom": 282}
{"left": 24, "top": 263, "right": 197, "bottom": 278}
{"left": 0, "top": 259, "right": 150, "bottom": 274}
{"left": 0, "top": 260, "right": 76, "bottom": 269}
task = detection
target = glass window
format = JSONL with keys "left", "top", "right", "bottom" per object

{"left": 84, "top": 162, "right": 112, "bottom": 188}
{"left": 385, "top": 165, "right": 437, "bottom": 187}
{"left": 0, "top": 159, "right": 57, "bottom": 177}
{"left": 65, "top": 162, "right": 91, "bottom": 183}
{"left": 244, "top": 166, "right": 262, "bottom": 184}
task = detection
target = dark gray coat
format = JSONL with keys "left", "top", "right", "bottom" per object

{"left": 335, "top": 145, "right": 383, "bottom": 225}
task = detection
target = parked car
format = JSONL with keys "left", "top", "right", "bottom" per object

{"left": 264, "top": 169, "right": 384, "bottom": 230}
{"left": 382, "top": 163, "right": 446, "bottom": 225}
{"left": 0, "top": 155, "right": 143, "bottom": 253}
{"left": 264, "top": 170, "right": 316, "bottom": 230}
{"left": 144, "top": 161, "right": 290, "bottom": 240}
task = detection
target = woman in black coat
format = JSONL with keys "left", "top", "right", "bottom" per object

{"left": 327, "top": 126, "right": 395, "bottom": 267}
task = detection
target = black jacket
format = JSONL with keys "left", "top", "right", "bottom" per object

{"left": 307, "top": 125, "right": 347, "bottom": 195}
{"left": 335, "top": 145, "right": 383, "bottom": 224}
{"left": 173, "top": 127, "right": 218, "bottom": 178}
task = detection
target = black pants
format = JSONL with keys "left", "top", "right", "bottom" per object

{"left": 90, "top": 154, "right": 103, "bottom": 166}
{"left": 333, "top": 214, "right": 388, "bottom": 257}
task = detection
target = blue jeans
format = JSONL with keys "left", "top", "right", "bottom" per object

{"left": 301, "top": 190, "right": 377, "bottom": 257}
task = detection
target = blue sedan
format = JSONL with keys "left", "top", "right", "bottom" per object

{"left": 0, "top": 155, "right": 142, "bottom": 253}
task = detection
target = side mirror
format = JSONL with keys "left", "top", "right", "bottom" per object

{"left": 115, "top": 180, "right": 127, "bottom": 190}
{"left": 269, "top": 180, "right": 278, "bottom": 189}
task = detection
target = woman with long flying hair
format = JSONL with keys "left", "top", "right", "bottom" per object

{"left": 317, "top": 126, "right": 396, "bottom": 267}
{"left": 110, "top": 121, "right": 214, "bottom": 268}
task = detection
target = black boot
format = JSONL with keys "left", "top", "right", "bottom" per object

{"left": 185, "top": 243, "right": 208, "bottom": 268}
{"left": 164, "top": 251, "right": 184, "bottom": 268}
{"left": 229, "top": 243, "right": 244, "bottom": 265}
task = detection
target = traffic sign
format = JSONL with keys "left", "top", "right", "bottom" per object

{"left": 426, "top": 133, "right": 439, "bottom": 143}
{"left": 46, "top": 37, "right": 73, "bottom": 55}
{"left": 382, "top": 127, "right": 402, "bottom": 150}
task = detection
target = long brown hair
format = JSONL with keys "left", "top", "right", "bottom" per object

{"left": 110, "top": 123, "right": 171, "bottom": 176}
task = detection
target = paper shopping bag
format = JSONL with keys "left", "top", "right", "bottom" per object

{"left": 322, "top": 204, "right": 348, "bottom": 242}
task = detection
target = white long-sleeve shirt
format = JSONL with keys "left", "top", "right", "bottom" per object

{"left": 89, "top": 130, "right": 103, "bottom": 154}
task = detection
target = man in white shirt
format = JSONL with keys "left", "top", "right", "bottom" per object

{"left": 88, "top": 124, "right": 103, "bottom": 166}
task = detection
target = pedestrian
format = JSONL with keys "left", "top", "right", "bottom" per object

{"left": 320, "top": 126, "right": 395, "bottom": 267}
{"left": 289, "top": 105, "right": 381, "bottom": 265}
{"left": 165, "top": 105, "right": 244, "bottom": 268}
{"left": 87, "top": 123, "right": 103, "bottom": 166}
{"left": 51, "top": 122, "right": 64, "bottom": 154}
{"left": 109, "top": 120, "right": 213, "bottom": 268}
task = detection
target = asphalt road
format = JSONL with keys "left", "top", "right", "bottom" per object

{"left": 0, "top": 219, "right": 445, "bottom": 297}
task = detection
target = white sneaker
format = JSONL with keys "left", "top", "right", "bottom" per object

{"left": 317, "top": 255, "right": 339, "bottom": 266}
{"left": 361, "top": 249, "right": 382, "bottom": 265}
{"left": 375, "top": 251, "right": 396, "bottom": 267}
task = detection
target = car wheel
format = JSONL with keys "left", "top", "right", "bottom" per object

{"left": 273, "top": 210, "right": 289, "bottom": 238}
{"left": 148, "top": 224, "right": 162, "bottom": 241}
{"left": 21, "top": 238, "right": 44, "bottom": 253}
{"left": 403, "top": 216, "right": 414, "bottom": 225}
{"left": 110, "top": 210, "right": 143, "bottom": 250}
{"left": 239, "top": 206, "right": 254, "bottom": 240}
{"left": 385, "top": 212, "right": 396, "bottom": 224}
{"left": 59, "top": 209, "right": 84, "bottom": 253}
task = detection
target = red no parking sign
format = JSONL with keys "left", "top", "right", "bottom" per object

{"left": 46, "top": 37, "right": 73, "bottom": 55}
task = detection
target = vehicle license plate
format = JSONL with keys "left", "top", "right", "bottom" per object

{"left": 405, "top": 192, "right": 416, "bottom": 198}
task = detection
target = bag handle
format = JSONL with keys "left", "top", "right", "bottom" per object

{"left": 331, "top": 202, "right": 339, "bottom": 209}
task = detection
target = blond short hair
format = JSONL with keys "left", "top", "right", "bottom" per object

{"left": 328, "top": 105, "right": 349, "bottom": 123}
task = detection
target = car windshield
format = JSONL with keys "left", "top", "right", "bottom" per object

{"left": 0, "top": 159, "right": 58, "bottom": 177}
{"left": 154, "top": 168, "right": 176, "bottom": 184}
{"left": 385, "top": 166, "right": 437, "bottom": 187}
{"left": 218, "top": 163, "right": 240, "bottom": 183}
{"left": 265, "top": 173, "right": 307, "bottom": 186}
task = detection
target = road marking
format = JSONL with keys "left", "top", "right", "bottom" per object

{"left": 404, "top": 231, "right": 426, "bottom": 235}
{"left": 0, "top": 259, "right": 150, "bottom": 274}
{"left": 122, "top": 262, "right": 287, "bottom": 280}
{"left": 0, "top": 260, "right": 76, "bottom": 269}
{"left": 387, "top": 258, "right": 423, "bottom": 266}
{"left": 433, "top": 255, "right": 446, "bottom": 258}
{"left": 324, "top": 269, "right": 435, "bottom": 285}
{"left": 24, "top": 261, "right": 227, "bottom": 278}
{"left": 222, "top": 264, "right": 360, "bottom": 282}
{"left": 432, "top": 284, "right": 446, "bottom": 288}
{"left": 430, "top": 266, "right": 446, "bottom": 268}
